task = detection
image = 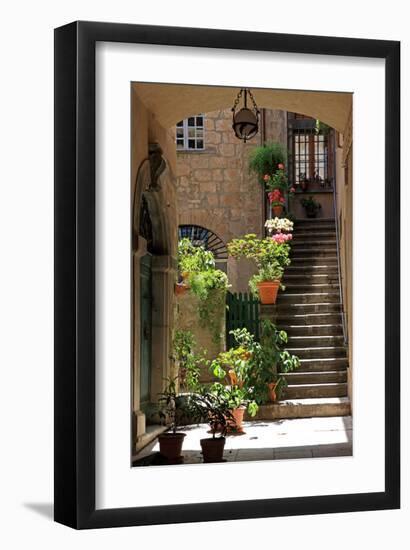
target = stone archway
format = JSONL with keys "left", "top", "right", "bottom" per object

{"left": 132, "top": 144, "right": 178, "bottom": 452}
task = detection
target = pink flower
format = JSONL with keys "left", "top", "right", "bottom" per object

{"left": 278, "top": 163, "right": 285, "bottom": 170}
{"left": 263, "top": 174, "right": 270, "bottom": 181}
{"left": 290, "top": 187, "right": 296, "bottom": 193}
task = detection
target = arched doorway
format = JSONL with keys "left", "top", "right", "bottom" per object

{"left": 132, "top": 152, "right": 178, "bottom": 454}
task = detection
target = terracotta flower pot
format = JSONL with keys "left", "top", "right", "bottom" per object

{"left": 227, "top": 406, "right": 246, "bottom": 433}
{"left": 200, "top": 437, "right": 226, "bottom": 463}
{"left": 174, "top": 282, "right": 188, "bottom": 296}
{"left": 272, "top": 205, "right": 284, "bottom": 217}
{"left": 267, "top": 381, "right": 278, "bottom": 402}
{"left": 158, "top": 432, "right": 186, "bottom": 462}
{"left": 257, "top": 280, "right": 281, "bottom": 304}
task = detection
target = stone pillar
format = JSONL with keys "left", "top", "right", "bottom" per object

{"left": 132, "top": 239, "right": 148, "bottom": 448}
{"left": 259, "top": 304, "right": 278, "bottom": 326}
{"left": 150, "top": 255, "right": 177, "bottom": 400}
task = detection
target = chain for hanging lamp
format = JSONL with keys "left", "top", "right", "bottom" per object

{"left": 231, "top": 88, "right": 260, "bottom": 142}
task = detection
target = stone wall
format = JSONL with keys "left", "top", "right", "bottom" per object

{"left": 176, "top": 108, "right": 287, "bottom": 293}
{"left": 175, "top": 290, "right": 226, "bottom": 383}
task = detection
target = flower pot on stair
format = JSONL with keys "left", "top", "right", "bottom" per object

{"left": 257, "top": 280, "right": 281, "bottom": 304}
{"left": 267, "top": 381, "right": 279, "bottom": 402}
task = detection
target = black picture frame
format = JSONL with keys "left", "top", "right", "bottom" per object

{"left": 54, "top": 21, "right": 400, "bottom": 529}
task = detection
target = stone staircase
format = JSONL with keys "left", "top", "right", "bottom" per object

{"left": 254, "top": 218, "right": 351, "bottom": 420}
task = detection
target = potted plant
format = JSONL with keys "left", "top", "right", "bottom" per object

{"left": 244, "top": 320, "right": 300, "bottom": 405}
{"left": 228, "top": 234, "right": 291, "bottom": 304}
{"left": 188, "top": 389, "right": 234, "bottom": 463}
{"left": 248, "top": 142, "right": 287, "bottom": 183}
{"left": 210, "top": 328, "right": 259, "bottom": 432}
{"left": 157, "top": 378, "right": 187, "bottom": 463}
{"left": 173, "top": 330, "right": 208, "bottom": 393}
{"left": 301, "top": 196, "right": 322, "bottom": 218}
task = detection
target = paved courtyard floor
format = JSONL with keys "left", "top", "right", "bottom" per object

{"left": 133, "top": 416, "right": 352, "bottom": 466}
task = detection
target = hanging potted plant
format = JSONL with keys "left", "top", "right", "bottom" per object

{"left": 301, "top": 196, "right": 322, "bottom": 218}
{"left": 248, "top": 142, "right": 287, "bottom": 183}
{"left": 157, "top": 378, "right": 187, "bottom": 463}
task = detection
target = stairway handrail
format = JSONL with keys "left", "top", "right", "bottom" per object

{"left": 332, "top": 170, "right": 348, "bottom": 346}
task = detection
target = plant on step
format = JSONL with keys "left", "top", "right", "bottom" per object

{"left": 265, "top": 217, "right": 294, "bottom": 235}
{"left": 300, "top": 196, "right": 322, "bottom": 218}
{"left": 246, "top": 320, "right": 300, "bottom": 403}
{"left": 228, "top": 233, "right": 290, "bottom": 303}
{"left": 173, "top": 330, "right": 208, "bottom": 393}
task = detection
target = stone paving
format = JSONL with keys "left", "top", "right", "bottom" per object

{"left": 134, "top": 416, "right": 352, "bottom": 465}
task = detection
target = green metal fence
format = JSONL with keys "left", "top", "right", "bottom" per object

{"left": 226, "top": 291, "right": 260, "bottom": 348}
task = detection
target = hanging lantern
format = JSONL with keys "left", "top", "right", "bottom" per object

{"left": 231, "top": 88, "right": 260, "bottom": 142}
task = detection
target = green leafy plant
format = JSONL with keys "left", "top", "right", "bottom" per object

{"left": 248, "top": 142, "right": 287, "bottom": 181}
{"left": 157, "top": 377, "right": 188, "bottom": 434}
{"left": 178, "top": 238, "right": 215, "bottom": 274}
{"left": 300, "top": 196, "right": 322, "bottom": 217}
{"left": 248, "top": 320, "right": 300, "bottom": 402}
{"left": 173, "top": 330, "right": 208, "bottom": 392}
{"left": 177, "top": 239, "right": 230, "bottom": 343}
{"left": 228, "top": 234, "right": 291, "bottom": 298}
{"left": 188, "top": 387, "right": 234, "bottom": 438}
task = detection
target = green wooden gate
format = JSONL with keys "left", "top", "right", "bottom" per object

{"left": 226, "top": 292, "right": 260, "bottom": 348}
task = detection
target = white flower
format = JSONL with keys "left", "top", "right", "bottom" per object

{"left": 265, "top": 217, "right": 294, "bottom": 233}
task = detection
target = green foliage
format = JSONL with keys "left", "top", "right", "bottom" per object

{"left": 157, "top": 377, "right": 189, "bottom": 434}
{"left": 210, "top": 322, "right": 300, "bottom": 406}
{"left": 173, "top": 330, "right": 208, "bottom": 392}
{"left": 187, "top": 387, "right": 234, "bottom": 438}
{"left": 248, "top": 320, "right": 300, "bottom": 402}
{"left": 177, "top": 239, "right": 230, "bottom": 343}
{"left": 178, "top": 238, "right": 215, "bottom": 273}
{"left": 248, "top": 142, "right": 287, "bottom": 180}
{"left": 265, "top": 169, "right": 289, "bottom": 192}
{"left": 228, "top": 234, "right": 291, "bottom": 298}
{"left": 210, "top": 382, "right": 258, "bottom": 418}
{"left": 300, "top": 196, "right": 322, "bottom": 215}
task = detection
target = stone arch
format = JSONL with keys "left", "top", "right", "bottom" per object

{"left": 133, "top": 83, "right": 352, "bottom": 133}
{"left": 132, "top": 147, "right": 178, "bottom": 452}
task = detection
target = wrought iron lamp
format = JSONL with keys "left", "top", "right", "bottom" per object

{"left": 231, "top": 88, "right": 260, "bottom": 142}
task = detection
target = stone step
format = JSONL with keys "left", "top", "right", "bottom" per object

{"left": 282, "top": 371, "right": 347, "bottom": 384}
{"left": 294, "top": 224, "right": 336, "bottom": 232}
{"left": 281, "top": 324, "right": 343, "bottom": 336}
{"left": 289, "top": 257, "right": 338, "bottom": 265}
{"left": 287, "top": 335, "right": 345, "bottom": 347}
{"left": 283, "top": 382, "right": 348, "bottom": 399}
{"left": 285, "top": 265, "right": 338, "bottom": 274}
{"left": 283, "top": 274, "right": 339, "bottom": 283}
{"left": 290, "top": 240, "right": 337, "bottom": 248}
{"left": 277, "top": 312, "right": 342, "bottom": 325}
{"left": 277, "top": 292, "right": 340, "bottom": 304}
{"left": 249, "top": 397, "right": 351, "bottom": 420}
{"left": 273, "top": 302, "right": 342, "bottom": 314}
{"left": 290, "top": 248, "right": 337, "bottom": 256}
{"left": 292, "top": 231, "right": 336, "bottom": 239}
{"left": 283, "top": 283, "right": 340, "bottom": 293}
{"left": 286, "top": 346, "right": 347, "bottom": 359}
{"left": 297, "top": 358, "right": 349, "bottom": 371}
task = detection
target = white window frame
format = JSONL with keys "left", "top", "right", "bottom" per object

{"left": 176, "top": 114, "right": 205, "bottom": 150}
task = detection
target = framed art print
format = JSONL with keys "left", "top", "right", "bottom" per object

{"left": 54, "top": 21, "right": 400, "bottom": 529}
